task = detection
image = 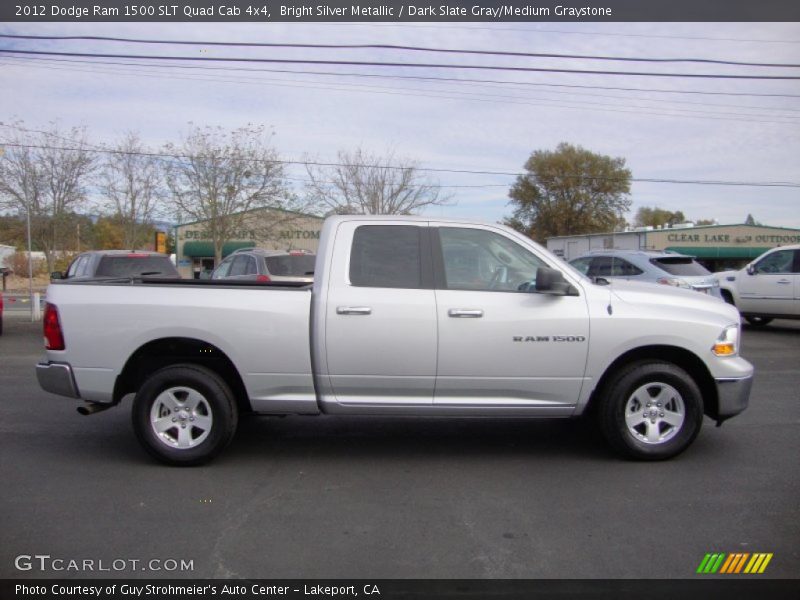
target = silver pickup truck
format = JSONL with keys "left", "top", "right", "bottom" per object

{"left": 37, "top": 216, "right": 753, "bottom": 465}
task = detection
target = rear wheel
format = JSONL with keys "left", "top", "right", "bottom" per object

{"left": 597, "top": 361, "right": 703, "bottom": 460}
{"left": 745, "top": 316, "right": 773, "bottom": 327}
{"left": 132, "top": 364, "right": 238, "bottom": 466}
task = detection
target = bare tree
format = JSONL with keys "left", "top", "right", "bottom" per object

{"left": 164, "top": 124, "right": 302, "bottom": 265}
{"left": 304, "top": 147, "right": 450, "bottom": 215}
{"left": 0, "top": 121, "right": 95, "bottom": 272}
{"left": 97, "top": 132, "right": 162, "bottom": 249}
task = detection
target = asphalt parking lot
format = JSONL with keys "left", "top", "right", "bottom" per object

{"left": 1, "top": 314, "right": 798, "bottom": 580}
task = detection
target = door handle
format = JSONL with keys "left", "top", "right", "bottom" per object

{"left": 448, "top": 309, "right": 484, "bottom": 318}
{"left": 336, "top": 306, "right": 372, "bottom": 315}
{"left": 777, "top": 279, "right": 791, "bottom": 284}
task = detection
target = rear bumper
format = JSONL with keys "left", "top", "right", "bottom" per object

{"left": 36, "top": 362, "right": 80, "bottom": 399}
{"left": 715, "top": 375, "right": 753, "bottom": 420}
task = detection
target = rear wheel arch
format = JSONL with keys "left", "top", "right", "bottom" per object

{"left": 113, "top": 337, "right": 251, "bottom": 414}
{"left": 589, "top": 345, "right": 719, "bottom": 420}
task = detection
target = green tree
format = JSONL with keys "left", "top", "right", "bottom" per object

{"left": 505, "top": 143, "right": 631, "bottom": 243}
{"left": 634, "top": 206, "right": 687, "bottom": 228}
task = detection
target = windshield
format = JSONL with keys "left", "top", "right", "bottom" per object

{"left": 265, "top": 255, "right": 316, "bottom": 276}
{"left": 650, "top": 257, "right": 710, "bottom": 276}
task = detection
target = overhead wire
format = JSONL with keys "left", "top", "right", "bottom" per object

{"left": 2, "top": 141, "right": 799, "bottom": 189}
{"left": 3, "top": 48, "right": 800, "bottom": 80}
{"left": 2, "top": 33, "right": 800, "bottom": 68}
{"left": 4, "top": 57, "right": 800, "bottom": 125}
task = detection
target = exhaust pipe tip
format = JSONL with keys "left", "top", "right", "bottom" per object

{"left": 77, "top": 403, "right": 111, "bottom": 416}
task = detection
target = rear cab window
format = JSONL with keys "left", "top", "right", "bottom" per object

{"left": 96, "top": 255, "right": 179, "bottom": 278}
{"left": 265, "top": 255, "right": 316, "bottom": 277}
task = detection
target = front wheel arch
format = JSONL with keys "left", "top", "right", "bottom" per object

{"left": 588, "top": 345, "right": 718, "bottom": 421}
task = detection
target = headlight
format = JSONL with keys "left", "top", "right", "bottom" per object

{"left": 712, "top": 324, "right": 739, "bottom": 357}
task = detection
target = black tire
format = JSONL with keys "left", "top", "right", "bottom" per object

{"left": 596, "top": 361, "right": 703, "bottom": 461}
{"left": 132, "top": 364, "right": 238, "bottom": 466}
{"left": 720, "top": 290, "right": 735, "bottom": 306}
{"left": 745, "top": 316, "right": 773, "bottom": 327}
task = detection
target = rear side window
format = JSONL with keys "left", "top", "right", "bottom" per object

{"left": 651, "top": 257, "right": 710, "bottom": 276}
{"left": 615, "top": 258, "right": 644, "bottom": 276}
{"left": 96, "top": 256, "right": 179, "bottom": 278}
{"left": 350, "top": 225, "right": 422, "bottom": 289}
{"left": 265, "top": 255, "right": 316, "bottom": 276}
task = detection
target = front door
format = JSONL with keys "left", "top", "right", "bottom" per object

{"left": 738, "top": 248, "right": 798, "bottom": 316}
{"left": 432, "top": 225, "right": 590, "bottom": 413}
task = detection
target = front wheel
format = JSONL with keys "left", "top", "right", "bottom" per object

{"left": 132, "top": 364, "right": 238, "bottom": 466}
{"left": 597, "top": 361, "right": 703, "bottom": 460}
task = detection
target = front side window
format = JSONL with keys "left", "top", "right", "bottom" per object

{"left": 350, "top": 225, "right": 422, "bottom": 289}
{"left": 570, "top": 257, "right": 592, "bottom": 275}
{"left": 438, "top": 227, "right": 546, "bottom": 292}
{"left": 227, "top": 255, "right": 252, "bottom": 277}
{"left": 212, "top": 257, "right": 234, "bottom": 279}
{"left": 755, "top": 250, "right": 794, "bottom": 274}
{"left": 590, "top": 256, "right": 613, "bottom": 278}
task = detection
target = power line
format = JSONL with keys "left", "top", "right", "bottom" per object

{"left": 3, "top": 33, "right": 799, "bottom": 68}
{"left": 7, "top": 56, "right": 799, "bottom": 125}
{"left": 2, "top": 141, "right": 799, "bottom": 189}
{"left": 2, "top": 48, "right": 800, "bottom": 80}
{"left": 9, "top": 54, "right": 800, "bottom": 99}
{"left": 315, "top": 23, "right": 800, "bottom": 45}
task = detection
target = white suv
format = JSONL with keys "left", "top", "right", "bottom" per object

{"left": 716, "top": 244, "right": 800, "bottom": 326}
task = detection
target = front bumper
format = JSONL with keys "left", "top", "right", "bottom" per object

{"left": 715, "top": 375, "right": 753, "bottom": 421}
{"left": 36, "top": 362, "right": 80, "bottom": 399}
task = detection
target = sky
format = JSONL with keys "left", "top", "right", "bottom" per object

{"left": 1, "top": 20, "right": 799, "bottom": 228}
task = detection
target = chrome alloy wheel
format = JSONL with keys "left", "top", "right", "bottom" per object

{"left": 624, "top": 382, "right": 685, "bottom": 445}
{"left": 149, "top": 386, "right": 213, "bottom": 449}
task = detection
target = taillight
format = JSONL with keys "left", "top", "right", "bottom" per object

{"left": 256, "top": 274, "right": 271, "bottom": 282}
{"left": 43, "top": 302, "right": 65, "bottom": 350}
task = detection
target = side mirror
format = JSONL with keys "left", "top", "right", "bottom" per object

{"left": 50, "top": 271, "right": 64, "bottom": 280}
{"left": 746, "top": 264, "right": 755, "bottom": 276}
{"left": 534, "top": 267, "right": 578, "bottom": 296}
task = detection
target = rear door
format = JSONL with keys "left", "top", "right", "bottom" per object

{"left": 432, "top": 225, "right": 589, "bottom": 413}
{"left": 323, "top": 221, "right": 437, "bottom": 406}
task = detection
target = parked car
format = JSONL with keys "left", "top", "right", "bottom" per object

{"left": 569, "top": 250, "right": 721, "bottom": 297}
{"left": 715, "top": 244, "right": 800, "bottom": 326}
{"left": 37, "top": 216, "right": 752, "bottom": 465}
{"left": 211, "top": 248, "right": 315, "bottom": 283}
{"left": 53, "top": 250, "right": 180, "bottom": 280}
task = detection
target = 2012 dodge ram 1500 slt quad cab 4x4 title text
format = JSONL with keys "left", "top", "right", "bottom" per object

{"left": 36, "top": 216, "right": 753, "bottom": 465}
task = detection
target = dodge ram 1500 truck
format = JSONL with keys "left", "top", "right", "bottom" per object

{"left": 36, "top": 216, "right": 753, "bottom": 465}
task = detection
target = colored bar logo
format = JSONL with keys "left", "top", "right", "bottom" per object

{"left": 696, "top": 553, "right": 773, "bottom": 574}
